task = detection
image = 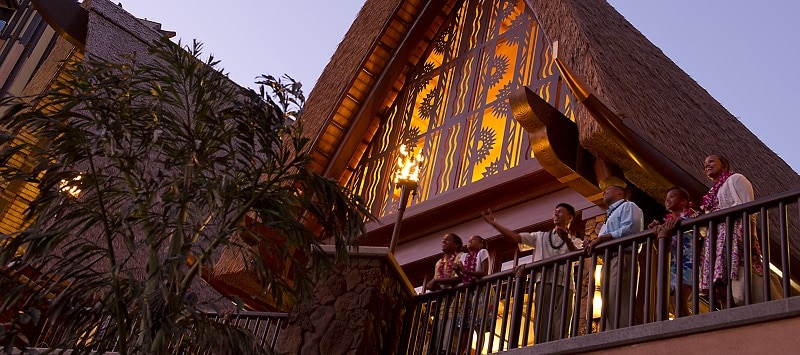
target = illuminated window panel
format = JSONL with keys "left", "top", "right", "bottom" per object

{"left": 349, "top": 0, "right": 577, "bottom": 218}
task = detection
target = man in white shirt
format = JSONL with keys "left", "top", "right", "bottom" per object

{"left": 482, "top": 203, "right": 581, "bottom": 342}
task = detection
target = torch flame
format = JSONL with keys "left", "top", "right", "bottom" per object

{"left": 59, "top": 175, "right": 82, "bottom": 198}
{"left": 394, "top": 144, "right": 423, "bottom": 185}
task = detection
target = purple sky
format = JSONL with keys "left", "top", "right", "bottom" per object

{"left": 120, "top": 0, "right": 799, "bottom": 173}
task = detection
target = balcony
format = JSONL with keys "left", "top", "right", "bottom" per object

{"left": 17, "top": 189, "right": 800, "bottom": 354}
{"left": 398, "top": 188, "right": 800, "bottom": 354}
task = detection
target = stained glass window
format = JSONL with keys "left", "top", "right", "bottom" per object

{"left": 349, "top": 0, "right": 576, "bottom": 218}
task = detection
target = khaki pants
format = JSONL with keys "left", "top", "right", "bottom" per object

{"left": 603, "top": 253, "right": 636, "bottom": 330}
{"left": 731, "top": 265, "right": 766, "bottom": 306}
{"left": 533, "top": 282, "right": 573, "bottom": 343}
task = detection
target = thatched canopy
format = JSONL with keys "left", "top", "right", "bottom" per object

{"left": 303, "top": 0, "right": 800, "bottom": 270}
{"left": 526, "top": 0, "right": 800, "bottom": 199}
{"left": 305, "top": 0, "right": 799, "bottom": 206}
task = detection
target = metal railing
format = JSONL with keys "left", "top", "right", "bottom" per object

{"left": 32, "top": 310, "right": 289, "bottom": 353}
{"left": 398, "top": 188, "right": 800, "bottom": 354}
{"left": 206, "top": 311, "right": 288, "bottom": 350}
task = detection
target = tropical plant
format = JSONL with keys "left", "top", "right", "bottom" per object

{"left": 0, "top": 37, "right": 371, "bottom": 354}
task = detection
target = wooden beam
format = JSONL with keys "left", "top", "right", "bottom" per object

{"left": 30, "top": 0, "right": 87, "bottom": 49}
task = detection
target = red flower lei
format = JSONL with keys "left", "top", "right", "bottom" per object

{"left": 462, "top": 251, "right": 478, "bottom": 284}
{"left": 701, "top": 171, "right": 733, "bottom": 212}
{"left": 664, "top": 206, "right": 698, "bottom": 221}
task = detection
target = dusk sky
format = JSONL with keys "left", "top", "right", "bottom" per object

{"left": 120, "top": 1, "right": 800, "bottom": 173}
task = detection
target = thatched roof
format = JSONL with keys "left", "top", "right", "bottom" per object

{"left": 17, "top": 0, "right": 235, "bottom": 310}
{"left": 305, "top": 0, "right": 800, "bottom": 202}
{"left": 527, "top": 0, "right": 800, "bottom": 197}
{"left": 302, "top": 0, "right": 403, "bottom": 176}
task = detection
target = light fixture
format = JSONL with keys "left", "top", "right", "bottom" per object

{"left": 389, "top": 144, "right": 423, "bottom": 253}
{"left": 592, "top": 264, "right": 603, "bottom": 319}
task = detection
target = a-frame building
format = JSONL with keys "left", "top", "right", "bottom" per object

{"left": 300, "top": 0, "right": 800, "bottom": 287}
{"left": 4, "top": 0, "right": 800, "bottom": 352}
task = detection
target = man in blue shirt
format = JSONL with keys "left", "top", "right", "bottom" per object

{"left": 583, "top": 181, "right": 643, "bottom": 330}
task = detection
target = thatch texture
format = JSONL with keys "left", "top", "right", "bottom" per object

{"left": 306, "top": 0, "right": 800, "bottom": 199}
{"left": 303, "top": 0, "right": 800, "bottom": 265}
{"left": 84, "top": 0, "right": 231, "bottom": 310}
{"left": 528, "top": 0, "right": 800, "bottom": 198}
{"left": 302, "top": 0, "right": 399, "bottom": 158}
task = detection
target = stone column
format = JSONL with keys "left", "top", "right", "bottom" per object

{"left": 275, "top": 246, "right": 416, "bottom": 355}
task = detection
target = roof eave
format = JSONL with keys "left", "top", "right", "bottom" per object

{"left": 30, "top": 0, "right": 87, "bottom": 50}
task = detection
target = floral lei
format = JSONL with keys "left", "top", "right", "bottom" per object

{"left": 462, "top": 251, "right": 478, "bottom": 284}
{"left": 664, "top": 206, "right": 699, "bottom": 221}
{"left": 700, "top": 171, "right": 733, "bottom": 212}
{"left": 437, "top": 253, "right": 458, "bottom": 278}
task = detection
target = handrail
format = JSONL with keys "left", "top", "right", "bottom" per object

{"left": 205, "top": 310, "right": 289, "bottom": 318}
{"left": 400, "top": 187, "right": 800, "bottom": 353}
{"left": 681, "top": 187, "right": 800, "bottom": 225}
{"left": 33, "top": 309, "right": 289, "bottom": 352}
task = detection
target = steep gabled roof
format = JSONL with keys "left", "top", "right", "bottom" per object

{"left": 303, "top": 0, "right": 459, "bottom": 185}
{"left": 527, "top": 0, "right": 800, "bottom": 199}
{"left": 306, "top": 0, "right": 799, "bottom": 202}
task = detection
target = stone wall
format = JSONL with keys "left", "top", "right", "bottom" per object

{"left": 275, "top": 247, "right": 415, "bottom": 355}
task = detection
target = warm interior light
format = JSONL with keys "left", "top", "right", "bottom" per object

{"left": 594, "top": 264, "right": 603, "bottom": 283}
{"left": 393, "top": 144, "right": 423, "bottom": 185}
{"left": 471, "top": 330, "right": 503, "bottom": 354}
{"left": 769, "top": 262, "right": 800, "bottom": 291}
{"left": 59, "top": 175, "right": 82, "bottom": 198}
{"left": 592, "top": 265, "right": 603, "bottom": 319}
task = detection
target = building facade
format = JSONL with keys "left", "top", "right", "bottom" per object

{"left": 301, "top": 0, "right": 800, "bottom": 287}
{"left": 3, "top": 0, "right": 800, "bottom": 353}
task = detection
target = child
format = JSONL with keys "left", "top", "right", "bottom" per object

{"left": 457, "top": 235, "right": 489, "bottom": 284}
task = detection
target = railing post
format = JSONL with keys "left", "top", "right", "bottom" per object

{"left": 508, "top": 266, "right": 527, "bottom": 349}
{"left": 571, "top": 255, "right": 585, "bottom": 338}
{"left": 585, "top": 255, "right": 597, "bottom": 335}
{"left": 743, "top": 211, "right": 753, "bottom": 305}
{"left": 655, "top": 232, "right": 671, "bottom": 321}
{"left": 691, "top": 225, "right": 700, "bottom": 316}
{"left": 760, "top": 207, "right": 771, "bottom": 302}
{"left": 725, "top": 216, "right": 735, "bottom": 308}
{"left": 708, "top": 219, "right": 717, "bottom": 311}
{"left": 781, "top": 202, "right": 791, "bottom": 298}
{"left": 642, "top": 238, "right": 652, "bottom": 323}
{"left": 674, "top": 225, "right": 685, "bottom": 318}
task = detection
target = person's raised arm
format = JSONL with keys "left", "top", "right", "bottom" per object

{"left": 482, "top": 209, "right": 523, "bottom": 244}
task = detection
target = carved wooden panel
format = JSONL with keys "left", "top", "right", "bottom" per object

{"left": 349, "top": 0, "right": 577, "bottom": 218}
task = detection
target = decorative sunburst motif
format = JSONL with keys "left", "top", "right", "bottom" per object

{"left": 474, "top": 128, "right": 497, "bottom": 162}
{"left": 490, "top": 82, "right": 517, "bottom": 117}
{"left": 421, "top": 62, "right": 436, "bottom": 77}
{"left": 496, "top": 82, "right": 516, "bottom": 100}
{"left": 497, "top": 0, "right": 516, "bottom": 21}
{"left": 434, "top": 26, "right": 454, "bottom": 55}
{"left": 488, "top": 55, "right": 510, "bottom": 87}
{"left": 401, "top": 126, "right": 421, "bottom": 145}
{"left": 418, "top": 89, "right": 439, "bottom": 119}
{"left": 491, "top": 100, "right": 511, "bottom": 118}
{"left": 502, "top": 26, "right": 526, "bottom": 46}
{"left": 482, "top": 159, "right": 500, "bottom": 178}
{"left": 413, "top": 62, "right": 436, "bottom": 91}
